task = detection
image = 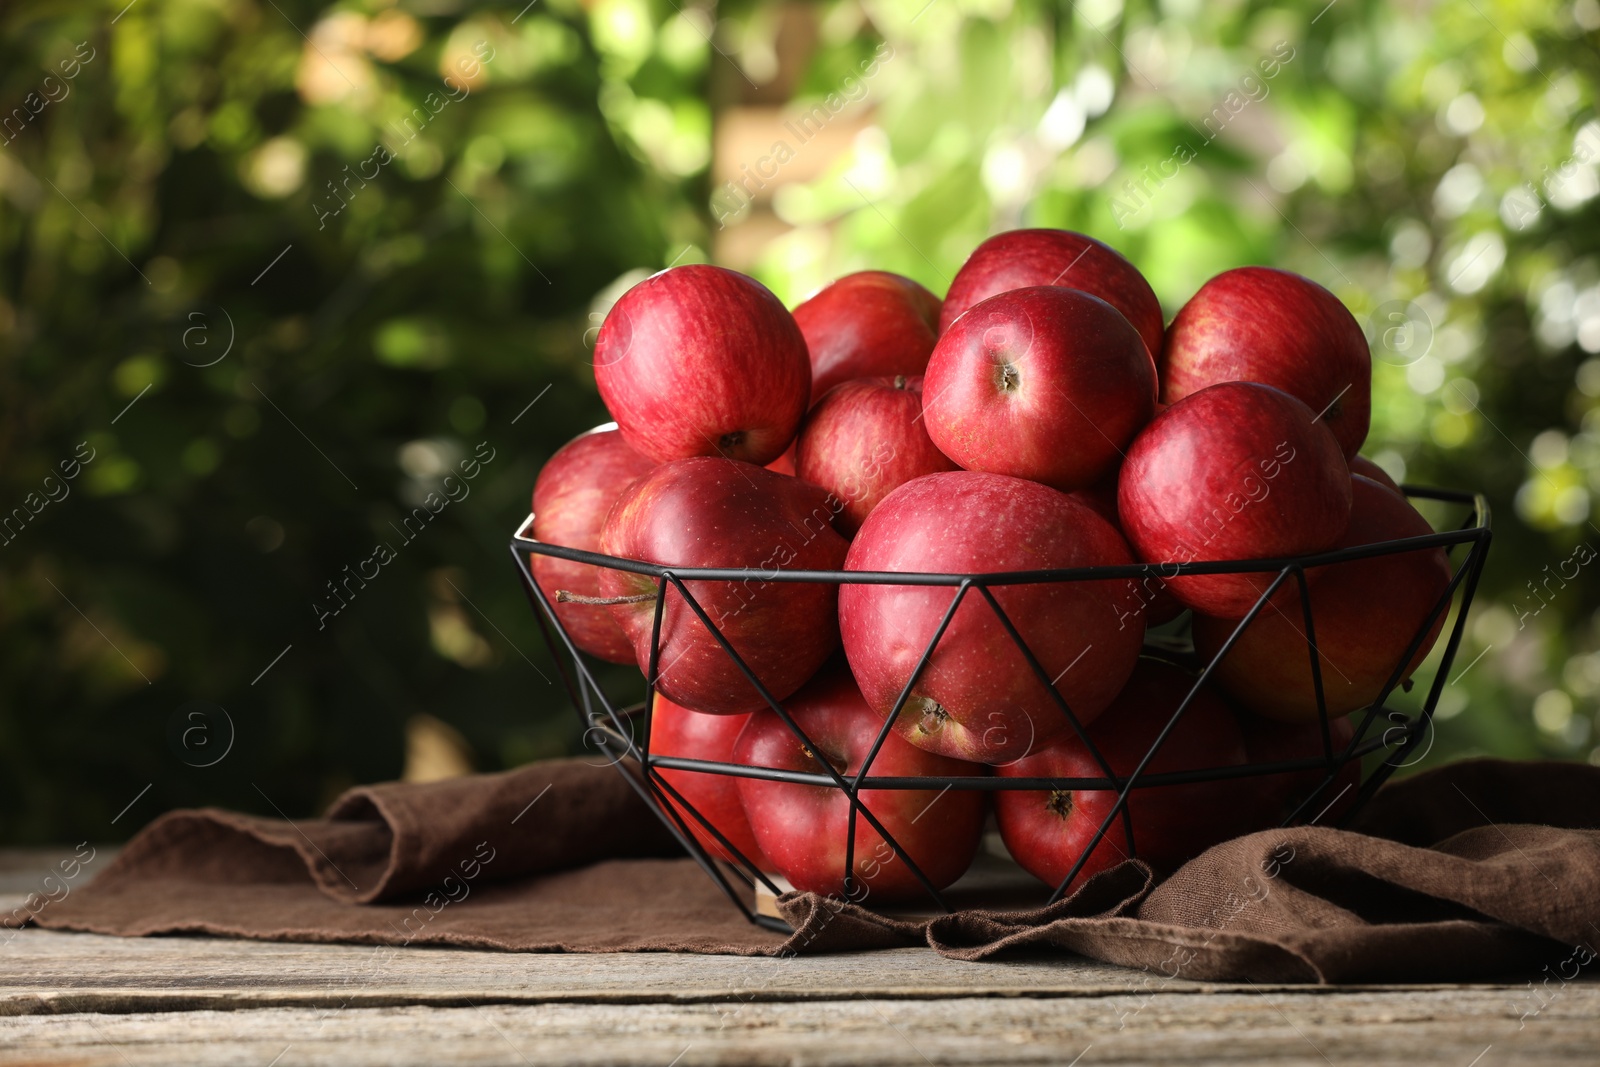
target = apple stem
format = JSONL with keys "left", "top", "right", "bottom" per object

{"left": 555, "top": 590, "right": 657, "bottom": 606}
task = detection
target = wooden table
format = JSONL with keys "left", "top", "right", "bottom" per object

{"left": 4, "top": 848, "right": 1595, "bottom": 1065}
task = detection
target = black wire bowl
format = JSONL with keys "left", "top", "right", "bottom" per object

{"left": 510, "top": 486, "right": 1491, "bottom": 934}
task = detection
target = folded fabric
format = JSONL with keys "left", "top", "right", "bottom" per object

{"left": 7, "top": 758, "right": 781, "bottom": 954}
{"left": 12, "top": 756, "right": 1599, "bottom": 982}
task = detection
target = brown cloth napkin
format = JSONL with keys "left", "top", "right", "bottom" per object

{"left": 12, "top": 756, "right": 1600, "bottom": 982}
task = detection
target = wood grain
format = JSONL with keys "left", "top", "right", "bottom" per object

{"left": 1, "top": 930, "right": 1182, "bottom": 1014}
{"left": 3, "top": 849, "right": 1596, "bottom": 1065}
{"left": 2, "top": 990, "right": 1595, "bottom": 1066}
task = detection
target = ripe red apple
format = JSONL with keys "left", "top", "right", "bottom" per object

{"left": 922, "top": 287, "right": 1156, "bottom": 492}
{"left": 939, "top": 228, "right": 1165, "bottom": 359}
{"left": 794, "top": 375, "right": 958, "bottom": 536}
{"left": 1117, "top": 381, "right": 1353, "bottom": 618}
{"left": 1192, "top": 475, "right": 1452, "bottom": 722}
{"left": 530, "top": 426, "right": 656, "bottom": 663}
{"left": 793, "top": 271, "right": 942, "bottom": 401}
{"left": 1160, "top": 267, "right": 1371, "bottom": 459}
{"left": 732, "top": 664, "right": 987, "bottom": 901}
{"left": 599, "top": 457, "right": 848, "bottom": 714}
{"left": 995, "top": 657, "right": 1249, "bottom": 891}
{"left": 649, "top": 693, "right": 768, "bottom": 869}
{"left": 594, "top": 265, "right": 809, "bottom": 465}
{"left": 1237, "top": 711, "right": 1360, "bottom": 827}
{"left": 840, "top": 471, "right": 1144, "bottom": 765}
{"left": 1350, "top": 454, "right": 1401, "bottom": 494}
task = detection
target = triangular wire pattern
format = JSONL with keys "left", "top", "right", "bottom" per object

{"left": 510, "top": 486, "right": 1492, "bottom": 930}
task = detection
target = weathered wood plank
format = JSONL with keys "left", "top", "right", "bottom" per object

{"left": 2, "top": 990, "right": 1594, "bottom": 1067}
{"left": 6, "top": 845, "right": 1595, "bottom": 1067}
{"left": 0, "top": 930, "right": 1189, "bottom": 1015}
{"left": 7, "top": 927, "right": 1571, "bottom": 1018}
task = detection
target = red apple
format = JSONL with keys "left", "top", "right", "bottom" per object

{"left": 1117, "top": 381, "right": 1353, "bottom": 618}
{"left": 794, "top": 375, "right": 958, "bottom": 535}
{"left": 840, "top": 471, "right": 1144, "bottom": 765}
{"left": 939, "top": 228, "right": 1165, "bottom": 360}
{"left": 1160, "top": 267, "right": 1371, "bottom": 459}
{"left": 1192, "top": 475, "right": 1452, "bottom": 722}
{"left": 996, "top": 657, "right": 1249, "bottom": 891}
{"left": 922, "top": 287, "right": 1156, "bottom": 491}
{"left": 793, "top": 271, "right": 942, "bottom": 401}
{"left": 530, "top": 426, "right": 657, "bottom": 663}
{"left": 599, "top": 457, "right": 849, "bottom": 714}
{"left": 732, "top": 664, "right": 987, "bottom": 901}
{"left": 594, "top": 265, "right": 809, "bottom": 465}
{"left": 650, "top": 693, "right": 768, "bottom": 869}
{"left": 1237, "top": 712, "right": 1360, "bottom": 827}
{"left": 1350, "top": 454, "right": 1401, "bottom": 494}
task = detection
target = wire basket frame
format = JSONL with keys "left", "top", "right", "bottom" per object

{"left": 510, "top": 486, "right": 1491, "bottom": 933}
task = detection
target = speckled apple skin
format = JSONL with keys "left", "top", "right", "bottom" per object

{"left": 599, "top": 457, "right": 847, "bottom": 715}
{"left": 733, "top": 665, "right": 986, "bottom": 900}
{"left": 794, "top": 375, "right": 957, "bottom": 535}
{"left": 995, "top": 657, "right": 1249, "bottom": 891}
{"left": 1117, "top": 382, "right": 1353, "bottom": 618}
{"left": 650, "top": 693, "right": 768, "bottom": 868}
{"left": 840, "top": 471, "right": 1144, "bottom": 765}
{"left": 922, "top": 286, "right": 1156, "bottom": 491}
{"left": 531, "top": 427, "right": 657, "bottom": 664}
{"left": 1160, "top": 266, "right": 1371, "bottom": 459}
{"left": 594, "top": 265, "right": 810, "bottom": 466}
{"left": 1193, "top": 475, "right": 1452, "bottom": 721}
{"left": 939, "top": 228, "right": 1165, "bottom": 361}
{"left": 793, "top": 271, "right": 942, "bottom": 402}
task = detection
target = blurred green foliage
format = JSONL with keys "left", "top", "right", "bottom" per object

{"left": 0, "top": 0, "right": 708, "bottom": 841}
{"left": 725, "top": 0, "right": 1600, "bottom": 773}
{"left": 2, "top": 0, "right": 1598, "bottom": 843}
